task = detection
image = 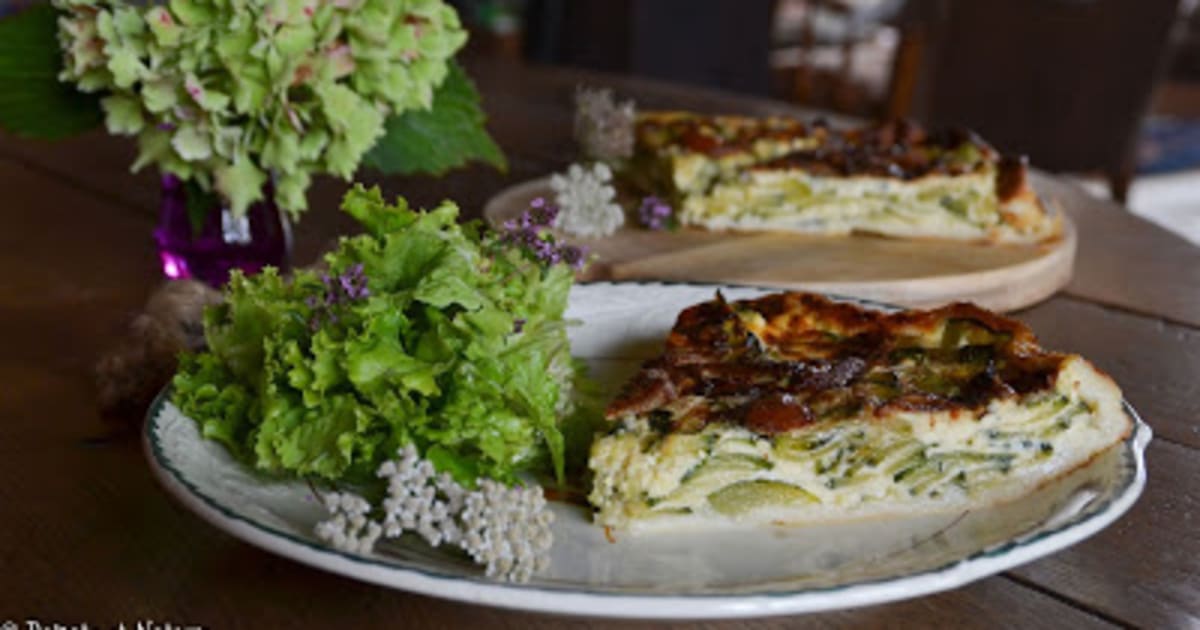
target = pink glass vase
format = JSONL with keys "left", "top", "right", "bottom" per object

{"left": 153, "top": 174, "right": 292, "bottom": 287}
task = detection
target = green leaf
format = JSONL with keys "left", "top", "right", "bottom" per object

{"left": 184, "top": 179, "right": 219, "bottom": 237}
{"left": 172, "top": 353, "right": 256, "bottom": 457}
{"left": 338, "top": 184, "right": 416, "bottom": 238}
{"left": 204, "top": 268, "right": 290, "bottom": 382}
{"left": 425, "top": 444, "right": 482, "bottom": 488}
{"left": 363, "top": 61, "right": 506, "bottom": 176}
{"left": 145, "top": 6, "right": 183, "bottom": 47}
{"left": 172, "top": 123, "right": 213, "bottom": 161}
{"left": 215, "top": 153, "right": 267, "bottom": 216}
{"left": 106, "top": 47, "right": 145, "bottom": 90}
{"left": 316, "top": 81, "right": 385, "bottom": 178}
{"left": 275, "top": 170, "right": 310, "bottom": 215}
{"left": 100, "top": 94, "right": 144, "bottom": 135}
{"left": 132, "top": 126, "right": 172, "bottom": 172}
{"left": 0, "top": 5, "right": 102, "bottom": 139}
{"left": 173, "top": 187, "right": 581, "bottom": 486}
{"left": 141, "top": 77, "right": 179, "bottom": 113}
{"left": 260, "top": 120, "right": 301, "bottom": 172}
{"left": 275, "top": 23, "right": 317, "bottom": 59}
{"left": 169, "top": 0, "right": 216, "bottom": 26}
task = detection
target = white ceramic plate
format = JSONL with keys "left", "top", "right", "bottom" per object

{"left": 145, "top": 282, "right": 1151, "bottom": 619}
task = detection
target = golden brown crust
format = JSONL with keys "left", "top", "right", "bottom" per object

{"left": 606, "top": 292, "right": 1070, "bottom": 433}
{"left": 635, "top": 115, "right": 1001, "bottom": 181}
{"left": 996, "top": 155, "right": 1029, "bottom": 203}
{"left": 635, "top": 111, "right": 811, "bottom": 157}
{"left": 756, "top": 120, "right": 999, "bottom": 181}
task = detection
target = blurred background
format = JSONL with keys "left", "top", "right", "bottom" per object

{"left": 448, "top": 0, "right": 1200, "bottom": 245}
{"left": 3, "top": 0, "right": 1196, "bottom": 242}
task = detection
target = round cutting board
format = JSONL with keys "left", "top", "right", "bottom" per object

{"left": 483, "top": 177, "right": 1075, "bottom": 311}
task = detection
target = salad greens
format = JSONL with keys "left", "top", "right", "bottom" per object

{"left": 172, "top": 185, "right": 581, "bottom": 486}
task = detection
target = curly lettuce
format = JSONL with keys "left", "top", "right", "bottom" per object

{"left": 172, "top": 185, "right": 579, "bottom": 486}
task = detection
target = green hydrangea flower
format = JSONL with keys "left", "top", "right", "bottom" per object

{"left": 53, "top": 0, "right": 469, "bottom": 216}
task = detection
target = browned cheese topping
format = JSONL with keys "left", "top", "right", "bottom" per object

{"left": 635, "top": 113, "right": 811, "bottom": 157}
{"left": 606, "top": 293, "right": 1067, "bottom": 435}
{"left": 632, "top": 115, "right": 1037, "bottom": 204}
{"left": 756, "top": 120, "right": 1000, "bottom": 181}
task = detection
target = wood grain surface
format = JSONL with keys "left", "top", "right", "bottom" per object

{"left": 1, "top": 55, "right": 1198, "bottom": 628}
{"left": 1033, "top": 173, "right": 1200, "bottom": 328}
{"left": 485, "top": 177, "right": 1075, "bottom": 311}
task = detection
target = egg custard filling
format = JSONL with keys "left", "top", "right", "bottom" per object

{"left": 588, "top": 293, "right": 1131, "bottom": 532}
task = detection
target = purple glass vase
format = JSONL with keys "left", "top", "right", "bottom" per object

{"left": 154, "top": 174, "right": 292, "bottom": 287}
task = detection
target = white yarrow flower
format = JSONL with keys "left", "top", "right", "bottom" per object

{"left": 574, "top": 86, "right": 636, "bottom": 162}
{"left": 313, "top": 444, "right": 554, "bottom": 583}
{"left": 551, "top": 162, "right": 625, "bottom": 238}
{"left": 313, "top": 491, "right": 382, "bottom": 554}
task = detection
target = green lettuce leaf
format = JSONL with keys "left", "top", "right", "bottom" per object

{"left": 172, "top": 186, "right": 581, "bottom": 487}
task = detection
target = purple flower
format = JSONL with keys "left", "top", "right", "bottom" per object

{"left": 308, "top": 263, "right": 371, "bottom": 331}
{"left": 559, "top": 245, "right": 588, "bottom": 270}
{"left": 527, "top": 197, "right": 559, "bottom": 227}
{"left": 637, "top": 196, "right": 673, "bottom": 231}
{"left": 497, "top": 198, "right": 588, "bottom": 271}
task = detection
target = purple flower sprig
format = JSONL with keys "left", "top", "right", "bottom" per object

{"left": 637, "top": 196, "right": 674, "bottom": 231}
{"left": 307, "top": 263, "right": 371, "bottom": 331}
{"left": 334, "top": 263, "right": 371, "bottom": 301}
{"left": 498, "top": 197, "right": 588, "bottom": 271}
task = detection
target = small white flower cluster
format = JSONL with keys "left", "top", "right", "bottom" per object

{"left": 574, "top": 87, "right": 636, "bottom": 162}
{"left": 551, "top": 163, "right": 625, "bottom": 238}
{"left": 459, "top": 478, "right": 554, "bottom": 582}
{"left": 314, "top": 492, "right": 383, "bottom": 554}
{"left": 377, "top": 446, "right": 466, "bottom": 546}
{"left": 313, "top": 445, "right": 555, "bottom": 583}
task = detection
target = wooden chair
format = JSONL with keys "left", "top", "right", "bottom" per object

{"left": 772, "top": 0, "right": 907, "bottom": 116}
{"left": 893, "top": 0, "right": 1183, "bottom": 202}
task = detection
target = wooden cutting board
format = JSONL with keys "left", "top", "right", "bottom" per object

{"left": 483, "top": 177, "right": 1076, "bottom": 311}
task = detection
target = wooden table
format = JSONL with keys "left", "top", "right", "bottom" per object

{"left": 2, "top": 56, "right": 1197, "bottom": 629}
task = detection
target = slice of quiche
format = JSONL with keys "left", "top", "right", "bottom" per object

{"left": 627, "top": 115, "right": 1061, "bottom": 244}
{"left": 627, "top": 111, "right": 819, "bottom": 200}
{"left": 588, "top": 292, "right": 1131, "bottom": 532}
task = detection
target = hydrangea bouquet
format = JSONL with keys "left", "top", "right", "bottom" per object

{"left": 0, "top": 0, "right": 505, "bottom": 218}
